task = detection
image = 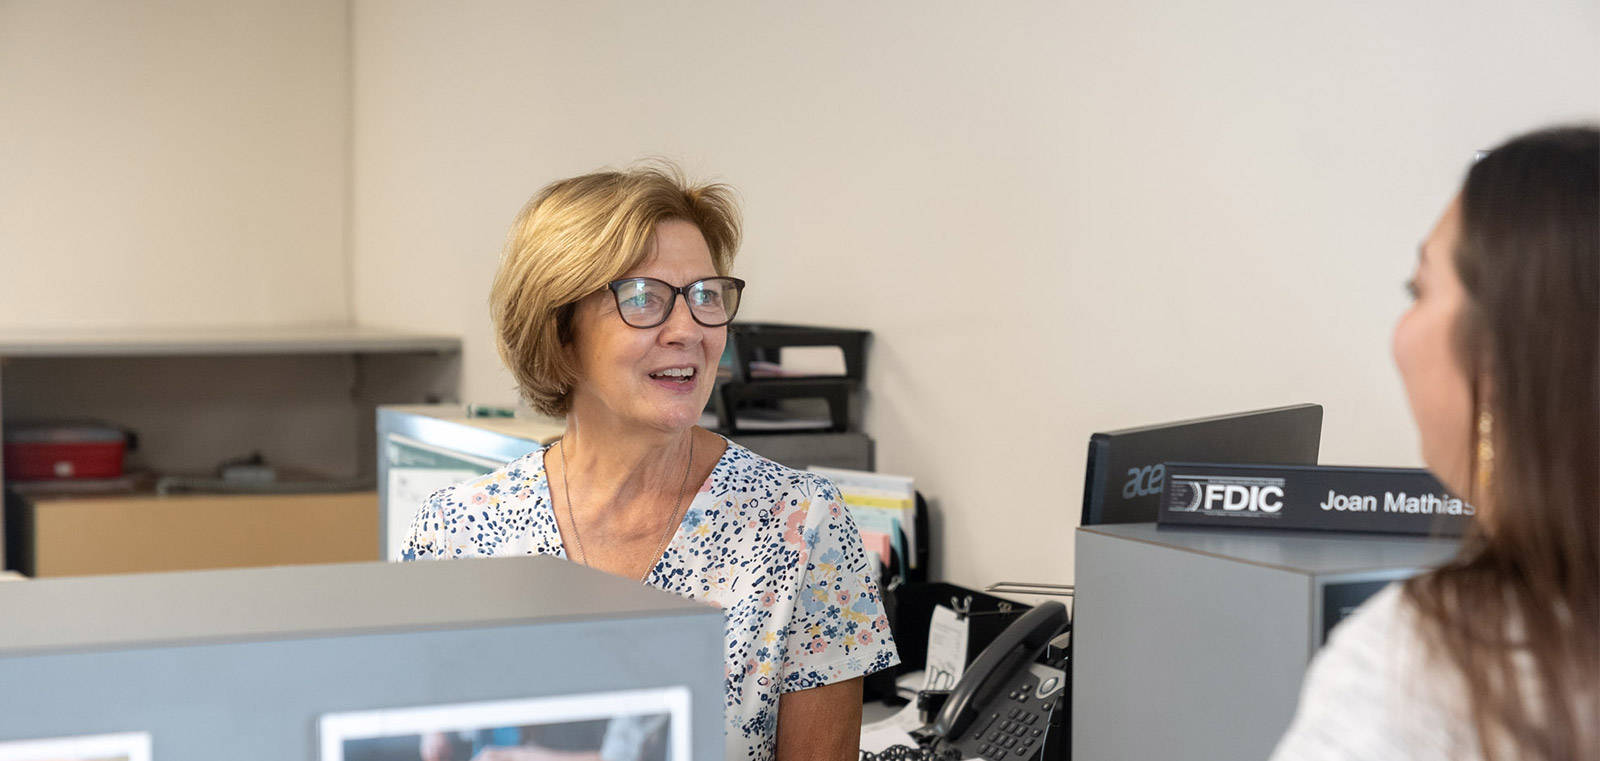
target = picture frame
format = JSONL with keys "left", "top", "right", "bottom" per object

{"left": 0, "top": 732, "right": 152, "bottom": 761}
{"left": 319, "top": 686, "right": 691, "bottom": 761}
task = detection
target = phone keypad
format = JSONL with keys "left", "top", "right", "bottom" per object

{"left": 959, "top": 665, "right": 1064, "bottom": 761}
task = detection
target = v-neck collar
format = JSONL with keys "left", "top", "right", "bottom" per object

{"left": 529, "top": 436, "right": 734, "bottom": 582}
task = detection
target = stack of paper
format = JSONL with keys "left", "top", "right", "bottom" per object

{"left": 809, "top": 466, "right": 917, "bottom": 585}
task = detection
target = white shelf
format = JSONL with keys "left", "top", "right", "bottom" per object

{"left": 0, "top": 324, "right": 460, "bottom": 357}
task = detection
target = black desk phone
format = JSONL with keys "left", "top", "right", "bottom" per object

{"left": 866, "top": 601, "right": 1071, "bottom": 761}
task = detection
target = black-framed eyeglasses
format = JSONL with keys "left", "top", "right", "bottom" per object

{"left": 606, "top": 276, "right": 746, "bottom": 329}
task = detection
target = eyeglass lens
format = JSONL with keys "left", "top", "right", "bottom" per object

{"left": 613, "top": 277, "right": 742, "bottom": 328}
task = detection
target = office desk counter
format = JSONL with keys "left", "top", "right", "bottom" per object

{"left": 1072, "top": 522, "right": 1460, "bottom": 761}
{"left": 0, "top": 556, "right": 725, "bottom": 760}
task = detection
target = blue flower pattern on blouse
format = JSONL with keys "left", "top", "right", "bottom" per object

{"left": 401, "top": 439, "right": 900, "bottom": 761}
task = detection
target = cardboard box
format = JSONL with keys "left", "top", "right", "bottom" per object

{"left": 5, "top": 491, "right": 378, "bottom": 577}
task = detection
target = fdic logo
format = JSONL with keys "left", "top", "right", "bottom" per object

{"left": 1168, "top": 475, "right": 1286, "bottom": 515}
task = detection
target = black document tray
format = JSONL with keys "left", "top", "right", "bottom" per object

{"left": 711, "top": 323, "right": 869, "bottom": 435}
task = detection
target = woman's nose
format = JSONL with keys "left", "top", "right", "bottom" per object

{"left": 658, "top": 293, "right": 702, "bottom": 344}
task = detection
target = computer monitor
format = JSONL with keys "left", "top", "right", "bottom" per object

{"left": 1080, "top": 404, "right": 1323, "bottom": 526}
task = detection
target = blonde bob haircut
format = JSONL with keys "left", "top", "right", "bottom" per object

{"left": 490, "top": 163, "right": 742, "bottom": 417}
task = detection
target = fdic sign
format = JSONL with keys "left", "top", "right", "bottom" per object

{"left": 1158, "top": 463, "right": 1473, "bottom": 536}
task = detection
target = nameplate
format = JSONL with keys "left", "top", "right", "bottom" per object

{"left": 1156, "top": 463, "right": 1474, "bottom": 535}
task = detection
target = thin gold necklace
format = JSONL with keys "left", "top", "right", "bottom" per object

{"left": 558, "top": 434, "right": 695, "bottom": 583}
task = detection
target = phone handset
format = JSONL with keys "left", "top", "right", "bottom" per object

{"left": 929, "top": 601, "right": 1071, "bottom": 743}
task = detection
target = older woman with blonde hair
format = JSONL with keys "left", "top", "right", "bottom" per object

{"left": 404, "top": 163, "right": 898, "bottom": 761}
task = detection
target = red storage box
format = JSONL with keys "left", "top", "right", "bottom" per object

{"left": 3, "top": 422, "right": 127, "bottom": 481}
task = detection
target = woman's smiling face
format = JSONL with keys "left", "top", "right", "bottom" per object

{"left": 564, "top": 220, "right": 727, "bottom": 435}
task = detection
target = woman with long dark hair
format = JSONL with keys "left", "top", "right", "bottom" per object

{"left": 1272, "top": 126, "right": 1598, "bottom": 760}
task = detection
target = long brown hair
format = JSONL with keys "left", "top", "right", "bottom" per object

{"left": 1404, "top": 126, "right": 1599, "bottom": 760}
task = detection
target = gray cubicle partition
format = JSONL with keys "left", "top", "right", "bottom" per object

{"left": 1072, "top": 523, "right": 1460, "bottom": 761}
{"left": 0, "top": 556, "right": 725, "bottom": 760}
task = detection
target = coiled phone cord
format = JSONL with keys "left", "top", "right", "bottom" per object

{"left": 859, "top": 745, "right": 961, "bottom": 761}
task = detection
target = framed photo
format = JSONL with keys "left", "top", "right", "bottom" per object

{"left": 0, "top": 732, "right": 152, "bottom": 761}
{"left": 319, "top": 687, "right": 691, "bottom": 761}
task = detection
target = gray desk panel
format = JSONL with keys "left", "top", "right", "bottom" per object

{"left": 0, "top": 556, "right": 703, "bottom": 655}
{"left": 0, "top": 558, "right": 726, "bottom": 760}
{"left": 1074, "top": 529, "right": 1312, "bottom": 761}
{"left": 1079, "top": 522, "right": 1460, "bottom": 575}
{"left": 1073, "top": 523, "right": 1459, "bottom": 760}
{"left": 1, "top": 615, "right": 723, "bottom": 759}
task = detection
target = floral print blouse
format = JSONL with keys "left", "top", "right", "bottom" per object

{"left": 402, "top": 438, "right": 900, "bottom": 761}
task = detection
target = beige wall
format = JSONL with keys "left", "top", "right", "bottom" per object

{"left": 9, "top": 2, "right": 1594, "bottom": 590}
{"left": 349, "top": 1, "right": 1598, "bottom": 589}
{"left": 0, "top": 0, "right": 351, "bottom": 328}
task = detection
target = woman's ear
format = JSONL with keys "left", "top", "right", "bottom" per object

{"left": 552, "top": 302, "right": 583, "bottom": 391}
{"left": 561, "top": 338, "right": 578, "bottom": 369}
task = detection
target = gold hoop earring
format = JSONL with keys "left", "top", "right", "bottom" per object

{"left": 1476, "top": 411, "right": 1494, "bottom": 497}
